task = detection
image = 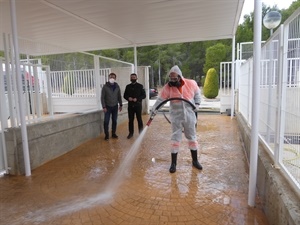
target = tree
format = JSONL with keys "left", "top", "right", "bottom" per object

{"left": 179, "top": 42, "right": 206, "bottom": 82}
{"left": 203, "top": 68, "right": 219, "bottom": 99}
{"left": 203, "top": 43, "right": 227, "bottom": 75}
{"left": 236, "top": 1, "right": 300, "bottom": 43}
{"left": 281, "top": 0, "right": 300, "bottom": 22}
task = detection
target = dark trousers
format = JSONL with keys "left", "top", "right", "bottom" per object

{"left": 103, "top": 105, "right": 118, "bottom": 136}
{"left": 128, "top": 103, "right": 143, "bottom": 134}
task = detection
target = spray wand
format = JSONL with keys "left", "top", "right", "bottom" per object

{"left": 146, "top": 97, "right": 196, "bottom": 126}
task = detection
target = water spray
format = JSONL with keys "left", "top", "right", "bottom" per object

{"left": 146, "top": 97, "right": 196, "bottom": 126}
{"left": 22, "top": 99, "right": 196, "bottom": 221}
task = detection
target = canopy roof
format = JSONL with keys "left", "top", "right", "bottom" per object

{"left": 0, "top": 0, "right": 244, "bottom": 55}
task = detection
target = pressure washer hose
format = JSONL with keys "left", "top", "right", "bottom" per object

{"left": 146, "top": 97, "right": 196, "bottom": 126}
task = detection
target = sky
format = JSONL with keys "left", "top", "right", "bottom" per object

{"left": 239, "top": 0, "right": 295, "bottom": 23}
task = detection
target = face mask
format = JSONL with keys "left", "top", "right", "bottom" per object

{"left": 109, "top": 78, "right": 115, "bottom": 84}
{"left": 130, "top": 79, "right": 137, "bottom": 83}
{"left": 168, "top": 78, "right": 181, "bottom": 87}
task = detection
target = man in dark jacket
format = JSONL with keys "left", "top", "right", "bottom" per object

{"left": 101, "top": 73, "right": 123, "bottom": 140}
{"left": 123, "top": 73, "right": 146, "bottom": 139}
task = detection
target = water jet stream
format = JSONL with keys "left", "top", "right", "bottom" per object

{"left": 22, "top": 128, "right": 150, "bottom": 224}
{"left": 22, "top": 98, "right": 195, "bottom": 222}
{"left": 103, "top": 127, "right": 149, "bottom": 196}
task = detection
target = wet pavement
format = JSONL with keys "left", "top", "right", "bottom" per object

{"left": 0, "top": 114, "right": 269, "bottom": 225}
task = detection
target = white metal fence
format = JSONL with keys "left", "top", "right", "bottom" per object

{"left": 49, "top": 68, "right": 109, "bottom": 113}
{"left": 220, "top": 62, "right": 232, "bottom": 95}
{"left": 51, "top": 69, "right": 98, "bottom": 98}
{"left": 237, "top": 9, "right": 300, "bottom": 190}
{"left": 0, "top": 60, "right": 51, "bottom": 126}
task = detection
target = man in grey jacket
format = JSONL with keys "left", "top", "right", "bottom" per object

{"left": 101, "top": 73, "right": 123, "bottom": 140}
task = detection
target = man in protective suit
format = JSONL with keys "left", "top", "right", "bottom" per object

{"left": 152, "top": 65, "right": 202, "bottom": 173}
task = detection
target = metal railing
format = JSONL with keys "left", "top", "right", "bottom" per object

{"left": 50, "top": 69, "right": 97, "bottom": 98}
{"left": 237, "top": 8, "right": 300, "bottom": 190}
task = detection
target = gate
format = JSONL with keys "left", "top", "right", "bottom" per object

{"left": 220, "top": 61, "right": 233, "bottom": 113}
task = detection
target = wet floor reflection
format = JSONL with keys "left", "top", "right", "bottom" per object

{"left": 0, "top": 114, "right": 269, "bottom": 225}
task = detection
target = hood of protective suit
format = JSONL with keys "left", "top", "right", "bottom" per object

{"left": 169, "top": 65, "right": 183, "bottom": 78}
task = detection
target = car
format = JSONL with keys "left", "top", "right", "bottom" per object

{"left": 149, "top": 88, "right": 158, "bottom": 98}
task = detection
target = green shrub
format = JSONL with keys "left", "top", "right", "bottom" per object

{"left": 203, "top": 68, "right": 219, "bottom": 99}
{"left": 63, "top": 74, "right": 75, "bottom": 95}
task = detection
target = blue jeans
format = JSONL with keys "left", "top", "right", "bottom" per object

{"left": 103, "top": 105, "right": 118, "bottom": 136}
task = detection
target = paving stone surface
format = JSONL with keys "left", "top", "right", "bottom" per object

{"left": 0, "top": 114, "right": 269, "bottom": 225}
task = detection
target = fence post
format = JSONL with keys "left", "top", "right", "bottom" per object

{"left": 46, "top": 66, "right": 53, "bottom": 116}
{"left": 275, "top": 25, "right": 288, "bottom": 167}
{"left": 248, "top": 0, "right": 262, "bottom": 207}
{"left": 94, "top": 55, "right": 101, "bottom": 110}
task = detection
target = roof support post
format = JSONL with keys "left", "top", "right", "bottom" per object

{"left": 10, "top": 0, "right": 31, "bottom": 176}
{"left": 248, "top": 0, "right": 262, "bottom": 206}
{"left": 94, "top": 55, "right": 101, "bottom": 110}
{"left": 0, "top": 59, "right": 9, "bottom": 174}
{"left": 231, "top": 35, "right": 236, "bottom": 118}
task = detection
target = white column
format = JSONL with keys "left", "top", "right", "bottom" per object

{"left": 10, "top": 0, "right": 31, "bottom": 176}
{"left": 0, "top": 59, "right": 8, "bottom": 128}
{"left": 0, "top": 57, "right": 9, "bottom": 174}
{"left": 45, "top": 66, "right": 53, "bottom": 116}
{"left": 94, "top": 55, "right": 101, "bottom": 109}
{"left": 231, "top": 36, "right": 236, "bottom": 118}
{"left": 248, "top": 0, "right": 262, "bottom": 206}
{"left": 33, "top": 65, "right": 41, "bottom": 118}
{"left": 3, "top": 34, "right": 16, "bottom": 127}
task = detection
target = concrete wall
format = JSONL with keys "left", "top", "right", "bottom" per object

{"left": 5, "top": 109, "right": 128, "bottom": 175}
{"left": 236, "top": 113, "right": 300, "bottom": 225}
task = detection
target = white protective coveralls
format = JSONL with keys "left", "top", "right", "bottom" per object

{"left": 152, "top": 65, "right": 201, "bottom": 153}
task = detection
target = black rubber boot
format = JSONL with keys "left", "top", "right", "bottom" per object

{"left": 169, "top": 153, "right": 178, "bottom": 173}
{"left": 190, "top": 150, "right": 203, "bottom": 170}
